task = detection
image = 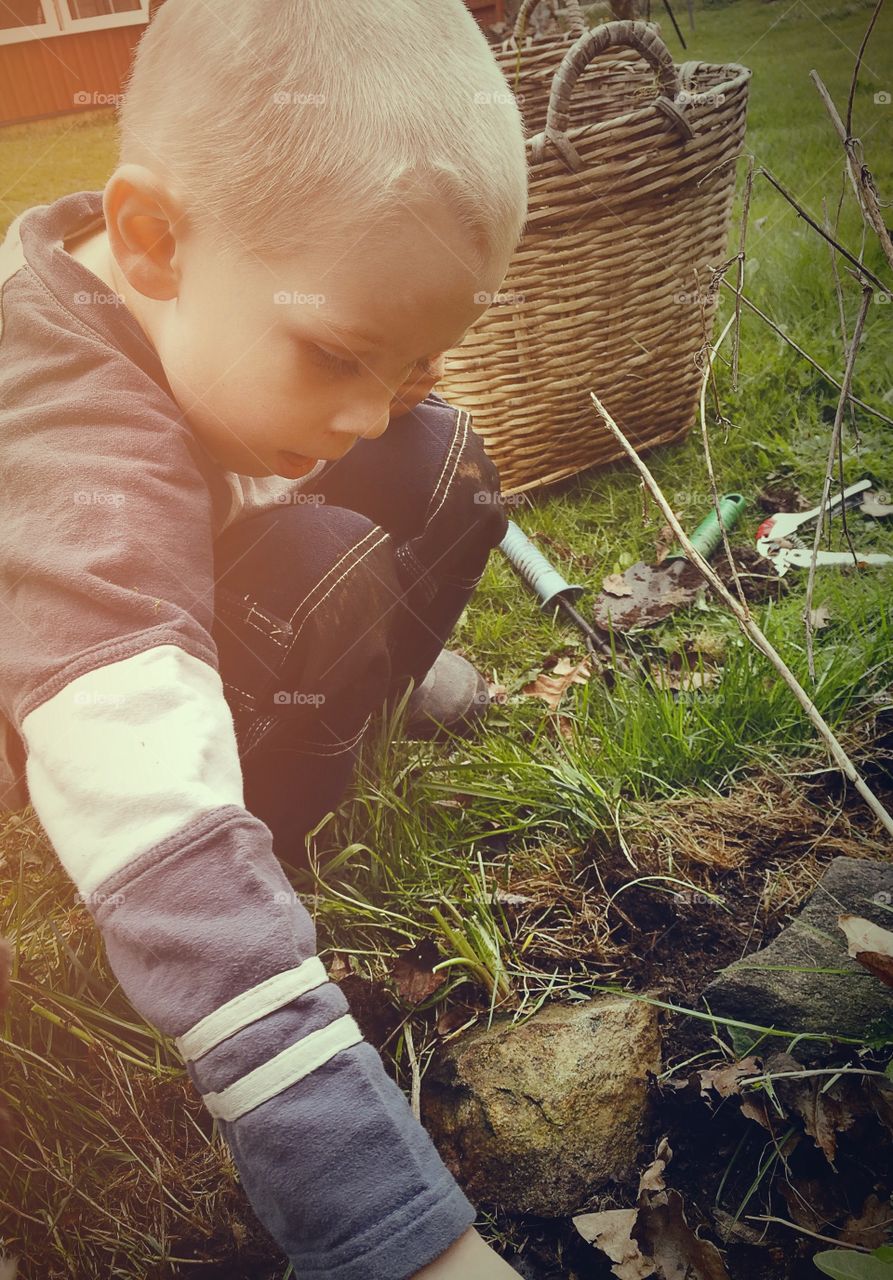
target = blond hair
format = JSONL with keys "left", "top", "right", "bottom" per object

{"left": 116, "top": 0, "right": 528, "bottom": 272}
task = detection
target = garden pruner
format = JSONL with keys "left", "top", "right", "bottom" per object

{"left": 756, "top": 477, "right": 893, "bottom": 576}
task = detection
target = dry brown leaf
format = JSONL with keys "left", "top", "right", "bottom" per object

{"left": 634, "top": 1189, "right": 733, "bottom": 1280}
{"left": 521, "top": 657, "right": 591, "bottom": 711}
{"left": 839, "top": 1194, "right": 893, "bottom": 1249}
{"left": 603, "top": 572, "right": 635, "bottom": 597}
{"left": 839, "top": 914, "right": 893, "bottom": 988}
{"left": 327, "top": 952, "right": 350, "bottom": 982}
{"left": 698, "top": 1057, "right": 763, "bottom": 1100}
{"left": 807, "top": 603, "right": 833, "bottom": 630}
{"left": 654, "top": 523, "right": 676, "bottom": 564}
{"left": 572, "top": 1208, "right": 652, "bottom": 1280}
{"left": 764, "top": 1051, "right": 864, "bottom": 1163}
{"left": 391, "top": 938, "right": 448, "bottom": 1006}
{"left": 638, "top": 1138, "right": 672, "bottom": 1193}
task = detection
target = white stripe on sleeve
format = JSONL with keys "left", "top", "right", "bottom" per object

{"left": 21, "top": 644, "right": 245, "bottom": 897}
{"left": 201, "top": 1013, "right": 365, "bottom": 1122}
{"left": 175, "top": 957, "right": 330, "bottom": 1063}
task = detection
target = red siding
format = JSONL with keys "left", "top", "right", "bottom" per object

{"left": 0, "top": 25, "right": 144, "bottom": 126}
{"left": 0, "top": 0, "right": 504, "bottom": 128}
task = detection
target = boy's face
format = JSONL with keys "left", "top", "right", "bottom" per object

{"left": 150, "top": 191, "right": 502, "bottom": 478}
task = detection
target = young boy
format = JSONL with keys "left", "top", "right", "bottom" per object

{"left": 0, "top": 0, "right": 529, "bottom": 1276}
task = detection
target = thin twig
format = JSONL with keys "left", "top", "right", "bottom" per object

{"left": 758, "top": 166, "right": 886, "bottom": 291}
{"left": 811, "top": 69, "right": 893, "bottom": 277}
{"left": 403, "top": 1019, "right": 421, "bottom": 1121}
{"left": 746, "top": 1216, "right": 871, "bottom": 1252}
{"left": 718, "top": 280, "right": 893, "bottom": 427}
{"left": 589, "top": 390, "right": 893, "bottom": 840}
{"left": 698, "top": 312, "right": 748, "bottom": 608}
{"left": 733, "top": 156, "right": 755, "bottom": 392}
{"left": 804, "top": 285, "right": 873, "bottom": 682}
{"left": 846, "top": 0, "right": 885, "bottom": 136}
{"left": 821, "top": 195, "right": 859, "bottom": 554}
{"left": 823, "top": 191, "right": 857, "bottom": 435}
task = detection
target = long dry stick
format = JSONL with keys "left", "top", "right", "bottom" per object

{"left": 822, "top": 192, "right": 857, "bottom": 437}
{"left": 718, "top": 280, "right": 893, "bottom": 427}
{"left": 804, "top": 285, "right": 873, "bottom": 681}
{"left": 732, "top": 156, "right": 755, "bottom": 392}
{"left": 811, "top": 69, "right": 893, "bottom": 278}
{"left": 758, "top": 166, "right": 886, "bottom": 291}
{"left": 698, "top": 312, "right": 748, "bottom": 609}
{"left": 589, "top": 390, "right": 893, "bottom": 840}
{"left": 846, "top": 0, "right": 885, "bottom": 135}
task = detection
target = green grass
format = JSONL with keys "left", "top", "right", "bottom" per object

{"left": 2, "top": 1, "right": 893, "bottom": 1274}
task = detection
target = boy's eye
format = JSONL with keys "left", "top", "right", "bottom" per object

{"left": 307, "top": 342, "right": 361, "bottom": 377}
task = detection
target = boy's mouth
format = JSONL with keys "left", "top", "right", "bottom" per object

{"left": 276, "top": 450, "right": 318, "bottom": 479}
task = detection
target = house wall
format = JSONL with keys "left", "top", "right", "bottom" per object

{"left": 0, "top": 0, "right": 505, "bottom": 128}
{"left": 0, "top": 24, "right": 143, "bottom": 126}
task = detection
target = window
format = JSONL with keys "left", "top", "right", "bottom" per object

{"left": 0, "top": 0, "right": 61, "bottom": 43}
{"left": 68, "top": 0, "right": 142, "bottom": 19}
{"left": 0, "top": 0, "right": 148, "bottom": 45}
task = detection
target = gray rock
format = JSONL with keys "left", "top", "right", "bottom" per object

{"left": 704, "top": 856, "right": 893, "bottom": 1040}
{"left": 420, "top": 996, "right": 661, "bottom": 1216}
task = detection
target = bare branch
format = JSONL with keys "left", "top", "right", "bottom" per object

{"left": 811, "top": 69, "right": 893, "bottom": 277}
{"left": 846, "top": 0, "right": 885, "bottom": 135}
{"left": 733, "top": 156, "right": 755, "bottom": 392}
{"left": 719, "top": 280, "right": 893, "bottom": 427}
{"left": 589, "top": 390, "right": 893, "bottom": 840}
{"left": 804, "top": 285, "right": 873, "bottom": 680}
{"left": 758, "top": 166, "right": 886, "bottom": 291}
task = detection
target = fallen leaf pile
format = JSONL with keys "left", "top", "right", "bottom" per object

{"left": 574, "top": 1139, "right": 733, "bottom": 1279}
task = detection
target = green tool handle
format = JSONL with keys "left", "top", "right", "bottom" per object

{"left": 667, "top": 493, "right": 747, "bottom": 561}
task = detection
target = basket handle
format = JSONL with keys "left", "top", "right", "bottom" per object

{"left": 512, "top": 0, "right": 587, "bottom": 44}
{"left": 530, "top": 20, "right": 691, "bottom": 170}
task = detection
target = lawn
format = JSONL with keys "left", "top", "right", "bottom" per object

{"left": 1, "top": 1, "right": 892, "bottom": 1276}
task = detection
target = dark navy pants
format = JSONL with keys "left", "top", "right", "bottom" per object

{"left": 211, "top": 394, "right": 507, "bottom": 865}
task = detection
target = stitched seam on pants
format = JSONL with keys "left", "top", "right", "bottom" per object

{"left": 419, "top": 408, "right": 468, "bottom": 537}
{"left": 217, "top": 596, "right": 292, "bottom": 650}
{"left": 286, "top": 526, "right": 384, "bottom": 629}
{"left": 289, "top": 529, "right": 392, "bottom": 645}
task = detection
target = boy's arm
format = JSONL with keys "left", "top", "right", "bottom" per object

{"left": 0, "top": 353, "right": 477, "bottom": 1278}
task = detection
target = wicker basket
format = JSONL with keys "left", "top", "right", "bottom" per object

{"left": 493, "top": 0, "right": 662, "bottom": 134}
{"left": 441, "top": 21, "right": 751, "bottom": 495}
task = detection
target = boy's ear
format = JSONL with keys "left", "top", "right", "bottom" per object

{"left": 102, "top": 164, "right": 188, "bottom": 301}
